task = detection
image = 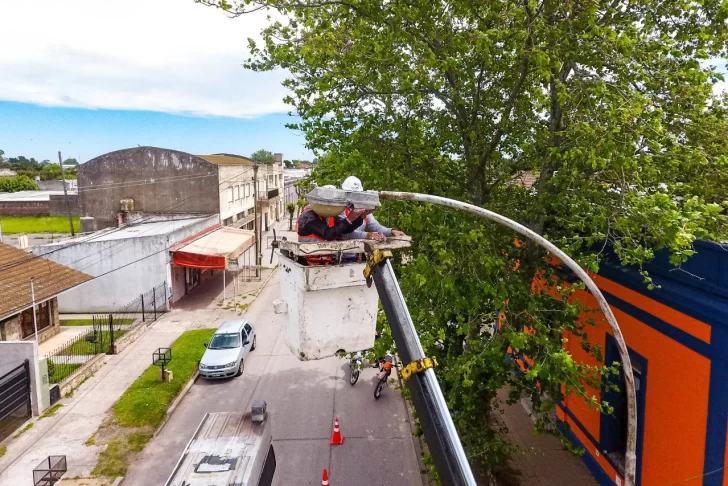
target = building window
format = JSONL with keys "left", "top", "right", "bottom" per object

{"left": 600, "top": 336, "right": 646, "bottom": 476}
{"left": 20, "top": 301, "right": 52, "bottom": 339}
{"left": 224, "top": 217, "right": 233, "bottom": 226}
{"left": 229, "top": 188, "right": 234, "bottom": 203}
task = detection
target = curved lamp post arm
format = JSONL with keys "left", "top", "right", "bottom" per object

{"left": 379, "top": 190, "right": 637, "bottom": 486}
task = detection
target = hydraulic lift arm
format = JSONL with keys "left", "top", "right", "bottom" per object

{"left": 365, "top": 250, "right": 478, "bottom": 486}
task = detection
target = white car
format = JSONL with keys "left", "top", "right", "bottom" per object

{"left": 199, "top": 320, "right": 256, "bottom": 379}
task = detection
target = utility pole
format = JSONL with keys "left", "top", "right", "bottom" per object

{"left": 369, "top": 257, "right": 476, "bottom": 485}
{"left": 253, "top": 164, "right": 260, "bottom": 278}
{"left": 30, "top": 279, "right": 39, "bottom": 343}
{"left": 57, "top": 151, "right": 75, "bottom": 237}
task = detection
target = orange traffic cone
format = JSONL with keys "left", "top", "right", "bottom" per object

{"left": 330, "top": 417, "right": 343, "bottom": 445}
{"left": 322, "top": 468, "right": 330, "bottom": 485}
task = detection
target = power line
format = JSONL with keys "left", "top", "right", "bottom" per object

{"left": 0, "top": 167, "right": 257, "bottom": 273}
{"left": 0, "top": 167, "right": 268, "bottom": 315}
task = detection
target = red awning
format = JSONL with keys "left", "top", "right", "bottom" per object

{"left": 172, "top": 251, "right": 226, "bottom": 270}
{"left": 171, "top": 226, "right": 256, "bottom": 270}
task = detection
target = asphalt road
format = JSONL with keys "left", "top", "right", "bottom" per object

{"left": 125, "top": 271, "right": 424, "bottom": 486}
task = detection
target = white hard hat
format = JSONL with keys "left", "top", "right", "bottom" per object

{"left": 342, "top": 176, "right": 364, "bottom": 192}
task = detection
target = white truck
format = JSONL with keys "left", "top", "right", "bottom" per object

{"left": 166, "top": 401, "right": 276, "bottom": 486}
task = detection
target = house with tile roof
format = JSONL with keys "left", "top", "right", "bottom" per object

{"left": 0, "top": 242, "right": 91, "bottom": 343}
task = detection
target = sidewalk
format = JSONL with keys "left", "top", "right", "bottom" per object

{"left": 498, "top": 388, "right": 597, "bottom": 485}
{"left": 0, "top": 268, "right": 278, "bottom": 484}
{"left": 38, "top": 326, "right": 90, "bottom": 356}
{"left": 0, "top": 317, "right": 196, "bottom": 483}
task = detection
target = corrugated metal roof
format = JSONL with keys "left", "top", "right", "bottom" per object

{"left": 197, "top": 154, "right": 256, "bottom": 166}
{"left": 0, "top": 243, "right": 92, "bottom": 320}
{"left": 176, "top": 226, "right": 255, "bottom": 259}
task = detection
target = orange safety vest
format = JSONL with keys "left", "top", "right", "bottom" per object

{"left": 296, "top": 209, "right": 336, "bottom": 241}
{"left": 344, "top": 207, "right": 368, "bottom": 225}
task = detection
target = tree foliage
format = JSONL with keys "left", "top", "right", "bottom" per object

{"left": 0, "top": 175, "right": 39, "bottom": 193}
{"left": 200, "top": 0, "right": 728, "bottom": 479}
{"left": 250, "top": 148, "right": 275, "bottom": 164}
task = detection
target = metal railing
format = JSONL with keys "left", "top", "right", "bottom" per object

{"left": 33, "top": 455, "right": 67, "bottom": 486}
{"left": 47, "top": 282, "right": 167, "bottom": 385}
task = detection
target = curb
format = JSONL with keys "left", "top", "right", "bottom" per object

{"left": 111, "top": 477, "right": 125, "bottom": 486}
{"left": 154, "top": 369, "right": 199, "bottom": 438}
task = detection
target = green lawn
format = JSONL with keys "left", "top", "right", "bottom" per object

{"left": 60, "top": 318, "right": 136, "bottom": 327}
{"left": 93, "top": 328, "right": 215, "bottom": 478}
{"left": 58, "top": 330, "right": 127, "bottom": 356}
{"left": 0, "top": 216, "right": 80, "bottom": 234}
{"left": 113, "top": 328, "right": 215, "bottom": 428}
{"left": 47, "top": 362, "right": 82, "bottom": 384}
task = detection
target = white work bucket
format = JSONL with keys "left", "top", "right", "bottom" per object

{"left": 276, "top": 254, "right": 378, "bottom": 360}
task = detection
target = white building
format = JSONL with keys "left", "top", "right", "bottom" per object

{"left": 34, "top": 215, "right": 255, "bottom": 313}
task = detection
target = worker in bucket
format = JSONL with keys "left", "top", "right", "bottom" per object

{"left": 340, "top": 176, "right": 406, "bottom": 241}
{"left": 296, "top": 185, "right": 372, "bottom": 242}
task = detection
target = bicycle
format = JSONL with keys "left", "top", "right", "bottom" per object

{"left": 374, "top": 355, "right": 394, "bottom": 399}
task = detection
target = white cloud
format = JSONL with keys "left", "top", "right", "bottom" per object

{"left": 0, "top": 0, "right": 290, "bottom": 118}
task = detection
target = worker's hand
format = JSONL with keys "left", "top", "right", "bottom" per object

{"left": 391, "top": 229, "right": 406, "bottom": 237}
{"left": 346, "top": 208, "right": 372, "bottom": 223}
{"left": 366, "top": 232, "right": 385, "bottom": 241}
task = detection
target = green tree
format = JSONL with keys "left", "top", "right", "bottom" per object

{"left": 63, "top": 158, "right": 79, "bottom": 166}
{"left": 40, "top": 164, "right": 61, "bottom": 181}
{"left": 0, "top": 175, "right": 39, "bottom": 193}
{"left": 200, "top": 0, "right": 728, "bottom": 479}
{"left": 286, "top": 202, "right": 296, "bottom": 230}
{"left": 250, "top": 149, "right": 274, "bottom": 164}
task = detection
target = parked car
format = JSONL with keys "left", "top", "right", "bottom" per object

{"left": 199, "top": 320, "right": 256, "bottom": 379}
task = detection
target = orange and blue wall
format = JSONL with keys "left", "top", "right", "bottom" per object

{"left": 546, "top": 240, "right": 728, "bottom": 485}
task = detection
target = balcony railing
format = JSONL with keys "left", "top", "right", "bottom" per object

{"left": 258, "top": 188, "right": 279, "bottom": 200}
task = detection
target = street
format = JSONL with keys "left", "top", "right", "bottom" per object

{"left": 124, "top": 270, "right": 425, "bottom": 486}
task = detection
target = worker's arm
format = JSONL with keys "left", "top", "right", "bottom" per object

{"left": 364, "top": 213, "right": 393, "bottom": 237}
{"left": 297, "top": 210, "right": 364, "bottom": 240}
{"left": 339, "top": 226, "right": 368, "bottom": 240}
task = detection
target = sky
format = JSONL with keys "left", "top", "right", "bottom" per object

{"left": 0, "top": 0, "right": 314, "bottom": 161}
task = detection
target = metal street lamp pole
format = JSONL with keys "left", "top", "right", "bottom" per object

{"left": 377, "top": 191, "right": 638, "bottom": 486}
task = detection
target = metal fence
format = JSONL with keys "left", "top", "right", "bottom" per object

{"left": 0, "top": 360, "right": 31, "bottom": 443}
{"left": 46, "top": 315, "right": 118, "bottom": 385}
{"left": 47, "top": 282, "right": 168, "bottom": 385}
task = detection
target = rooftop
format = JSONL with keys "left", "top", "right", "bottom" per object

{"left": 0, "top": 190, "right": 78, "bottom": 202}
{"left": 0, "top": 242, "right": 92, "bottom": 320}
{"left": 40, "top": 216, "right": 214, "bottom": 246}
{"left": 197, "top": 154, "right": 257, "bottom": 166}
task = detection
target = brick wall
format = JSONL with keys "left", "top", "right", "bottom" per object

{"left": 48, "top": 194, "right": 80, "bottom": 216}
{"left": 0, "top": 200, "right": 50, "bottom": 216}
{"left": 0, "top": 298, "right": 61, "bottom": 343}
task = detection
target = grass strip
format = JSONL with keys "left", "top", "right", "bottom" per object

{"left": 59, "top": 330, "right": 126, "bottom": 355}
{"left": 92, "top": 328, "right": 214, "bottom": 478}
{"left": 0, "top": 216, "right": 80, "bottom": 234}
{"left": 12, "top": 422, "right": 33, "bottom": 439}
{"left": 39, "top": 403, "right": 62, "bottom": 419}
